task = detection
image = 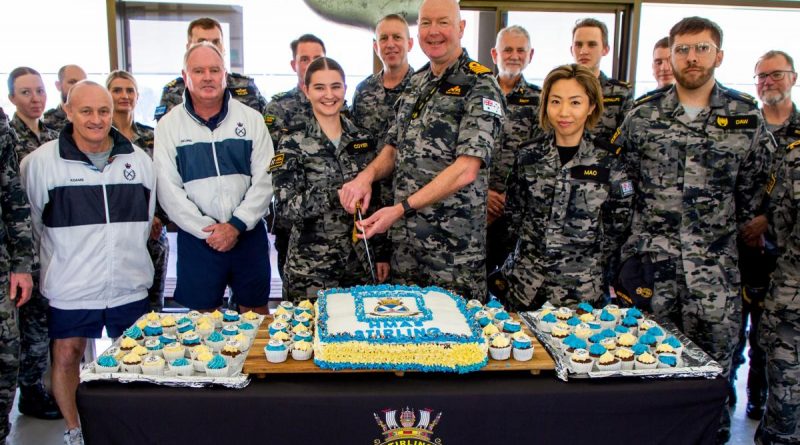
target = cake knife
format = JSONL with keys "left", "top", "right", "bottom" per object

{"left": 355, "top": 205, "right": 378, "bottom": 283}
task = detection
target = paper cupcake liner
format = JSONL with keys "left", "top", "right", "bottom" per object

{"left": 162, "top": 349, "right": 186, "bottom": 362}
{"left": 121, "top": 364, "right": 141, "bottom": 374}
{"left": 512, "top": 347, "right": 533, "bottom": 361}
{"left": 291, "top": 348, "right": 313, "bottom": 361}
{"left": 141, "top": 365, "right": 165, "bottom": 376}
{"left": 489, "top": 346, "right": 511, "bottom": 361}
{"left": 570, "top": 360, "right": 593, "bottom": 373}
{"left": 634, "top": 360, "right": 658, "bottom": 370}
{"left": 193, "top": 360, "right": 210, "bottom": 372}
{"left": 169, "top": 364, "right": 193, "bottom": 376}
{"left": 618, "top": 359, "right": 635, "bottom": 371}
{"left": 266, "top": 349, "right": 289, "bottom": 363}
{"left": 205, "top": 365, "right": 230, "bottom": 377}
{"left": 596, "top": 361, "right": 622, "bottom": 372}
{"left": 94, "top": 364, "right": 120, "bottom": 374}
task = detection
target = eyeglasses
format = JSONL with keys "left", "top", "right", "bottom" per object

{"left": 754, "top": 70, "right": 796, "bottom": 83}
{"left": 672, "top": 42, "right": 718, "bottom": 58}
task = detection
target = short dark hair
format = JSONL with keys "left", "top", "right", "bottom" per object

{"left": 187, "top": 17, "right": 223, "bottom": 42}
{"left": 304, "top": 57, "right": 345, "bottom": 88}
{"left": 8, "top": 67, "right": 41, "bottom": 97}
{"left": 756, "top": 50, "right": 796, "bottom": 73}
{"left": 573, "top": 18, "right": 608, "bottom": 48}
{"left": 669, "top": 17, "right": 723, "bottom": 49}
{"left": 539, "top": 64, "right": 603, "bottom": 132}
{"left": 653, "top": 37, "right": 669, "bottom": 51}
{"left": 291, "top": 34, "right": 326, "bottom": 59}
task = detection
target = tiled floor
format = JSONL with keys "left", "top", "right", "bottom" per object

{"left": 4, "top": 232, "right": 762, "bottom": 444}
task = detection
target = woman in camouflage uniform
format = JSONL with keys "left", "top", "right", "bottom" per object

{"left": 501, "top": 64, "right": 633, "bottom": 310}
{"left": 271, "top": 58, "right": 389, "bottom": 301}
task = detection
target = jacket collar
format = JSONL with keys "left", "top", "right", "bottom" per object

{"left": 183, "top": 89, "right": 231, "bottom": 130}
{"left": 58, "top": 123, "right": 134, "bottom": 164}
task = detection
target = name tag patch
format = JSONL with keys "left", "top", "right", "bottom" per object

{"left": 268, "top": 153, "right": 285, "bottom": 171}
{"left": 570, "top": 165, "right": 610, "bottom": 183}
{"left": 714, "top": 115, "right": 757, "bottom": 129}
{"left": 345, "top": 139, "right": 375, "bottom": 155}
{"left": 507, "top": 96, "right": 538, "bottom": 106}
{"left": 603, "top": 96, "right": 624, "bottom": 105}
{"left": 619, "top": 180, "right": 634, "bottom": 197}
{"left": 482, "top": 98, "right": 503, "bottom": 117}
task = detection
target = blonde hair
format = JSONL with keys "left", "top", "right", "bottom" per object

{"left": 105, "top": 70, "right": 138, "bottom": 92}
{"left": 539, "top": 63, "right": 603, "bottom": 133}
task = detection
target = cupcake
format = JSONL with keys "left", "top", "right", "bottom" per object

{"left": 587, "top": 333, "right": 604, "bottom": 345}
{"left": 638, "top": 318, "right": 658, "bottom": 331}
{"left": 555, "top": 307, "right": 573, "bottom": 321}
{"left": 596, "top": 351, "right": 621, "bottom": 372}
{"left": 265, "top": 339, "right": 289, "bottom": 363}
{"left": 657, "top": 354, "right": 680, "bottom": 369}
{"left": 616, "top": 333, "right": 637, "bottom": 349}
{"left": 293, "top": 331, "right": 313, "bottom": 344}
{"left": 205, "top": 354, "right": 230, "bottom": 377}
{"left": 220, "top": 341, "right": 243, "bottom": 365}
{"left": 638, "top": 333, "right": 658, "bottom": 350}
{"left": 485, "top": 298, "right": 504, "bottom": 310}
{"left": 566, "top": 317, "right": 582, "bottom": 328}
{"left": 122, "top": 326, "right": 144, "bottom": 344}
{"left": 550, "top": 322, "right": 571, "bottom": 340}
{"left": 143, "top": 322, "right": 163, "bottom": 338}
{"left": 502, "top": 320, "right": 521, "bottom": 334}
{"left": 162, "top": 342, "right": 186, "bottom": 362}
{"left": 539, "top": 312, "right": 557, "bottom": 333}
{"left": 144, "top": 338, "right": 164, "bottom": 357}
{"left": 655, "top": 343, "right": 678, "bottom": 359}
{"left": 205, "top": 331, "right": 226, "bottom": 352}
{"left": 615, "top": 347, "right": 635, "bottom": 370}
{"left": 181, "top": 332, "right": 202, "bottom": 352}
{"left": 489, "top": 334, "right": 512, "bottom": 360}
{"left": 238, "top": 321, "right": 257, "bottom": 338}
{"left": 291, "top": 323, "right": 310, "bottom": 335}
{"left": 626, "top": 307, "right": 643, "bottom": 320}
{"left": 221, "top": 325, "right": 239, "bottom": 339}
{"left": 169, "top": 358, "right": 193, "bottom": 376}
{"left": 588, "top": 343, "right": 607, "bottom": 360}
{"left": 560, "top": 334, "right": 583, "bottom": 354}
{"left": 598, "top": 310, "right": 616, "bottom": 329}
{"left": 141, "top": 355, "right": 165, "bottom": 376}
{"left": 131, "top": 345, "right": 149, "bottom": 358}
{"left": 271, "top": 331, "right": 291, "bottom": 346}
{"left": 512, "top": 334, "right": 534, "bottom": 361}
{"left": 187, "top": 310, "right": 202, "bottom": 323}
{"left": 232, "top": 333, "right": 251, "bottom": 350}
{"left": 634, "top": 352, "right": 658, "bottom": 370}
{"left": 578, "top": 312, "right": 596, "bottom": 323}
{"left": 222, "top": 309, "right": 240, "bottom": 324}
{"left": 296, "top": 299, "right": 314, "bottom": 313}
{"left": 159, "top": 333, "right": 178, "bottom": 346}
{"left": 292, "top": 314, "right": 312, "bottom": 329}
{"left": 194, "top": 319, "right": 213, "bottom": 337}
{"left": 599, "top": 328, "right": 617, "bottom": 339}
{"left": 209, "top": 310, "right": 224, "bottom": 328}
{"left": 662, "top": 336, "right": 684, "bottom": 356}
{"left": 574, "top": 323, "right": 593, "bottom": 340}
{"left": 605, "top": 304, "right": 621, "bottom": 317}
{"left": 193, "top": 350, "right": 215, "bottom": 372}
{"left": 120, "top": 336, "right": 139, "bottom": 353}
{"left": 575, "top": 302, "right": 594, "bottom": 316}
{"left": 466, "top": 299, "right": 483, "bottom": 310}
{"left": 475, "top": 311, "right": 492, "bottom": 328}
{"left": 620, "top": 316, "right": 639, "bottom": 335}
{"left": 631, "top": 343, "right": 649, "bottom": 357}
{"left": 103, "top": 346, "right": 125, "bottom": 360}
{"left": 569, "top": 349, "right": 593, "bottom": 373}
{"left": 190, "top": 344, "right": 211, "bottom": 360}
{"left": 145, "top": 311, "right": 161, "bottom": 323}
{"left": 135, "top": 319, "right": 148, "bottom": 330}
{"left": 160, "top": 315, "right": 177, "bottom": 334}
{"left": 646, "top": 326, "right": 666, "bottom": 342}
{"left": 482, "top": 323, "right": 500, "bottom": 337}
{"left": 177, "top": 319, "right": 196, "bottom": 335}
{"left": 599, "top": 337, "right": 617, "bottom": 353}
{"left": 242, "top": 310, "right": 262, "bottom": 323}
{"left": 291, "top": 341, "right": 313, "bottom": 360}
{"left": 268, "top": 321, "right": 289, "bottom": 336}
{"left": 95, "top": 355, "right": 120, "bottom": 373}
{"left": 121, "top": 352, "right": 142, "bottom": 373}
{"left": 614, "top": 325, "right": 630, "bottom": 336}
{"left": 274, "top": 313, "right": 292, "bottom": 324}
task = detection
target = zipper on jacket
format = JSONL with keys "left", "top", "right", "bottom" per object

{"left": 209, "top": 129, "right": 226, "bottom": 221}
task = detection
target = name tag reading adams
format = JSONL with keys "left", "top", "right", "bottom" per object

{"left": 482, "top": 98, "right": 503, "bottom": 117}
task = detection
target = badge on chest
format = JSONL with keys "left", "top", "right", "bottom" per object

{"left": 570, "top": 165, "right": 610, "bottom": 183}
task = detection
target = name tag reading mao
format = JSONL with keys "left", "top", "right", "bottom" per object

{"left": 570, "top": 165, "right": 610, "bottom": 183}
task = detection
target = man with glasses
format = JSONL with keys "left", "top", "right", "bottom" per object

{"left": 732, "top": 50, "right": 798, "bottom": 423}
{"left": 570, "top": 18, "right": 633, "bottom": 140}
{"left": 752, "top": 50, "right": 800, "bottom": 445}
{"left": 612, "top": 17, "right": 774, "bottom": 443}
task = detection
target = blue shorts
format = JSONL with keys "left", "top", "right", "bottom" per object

{"left": 175, "top": 221, "right": 271, "bottom": 310}
{"left": 48, "top": 298, "right": 149, "bottom": 339}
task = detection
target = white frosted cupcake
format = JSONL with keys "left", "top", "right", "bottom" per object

{"left": 141, "top": 355, "right": 165, "bottom": 376}
{"left": 265, "top": 339, "right": 289, "bottom": 363}
{"left": 634, "top": 352, "right": 658, "bottom": 370}
{"left": 291, "top": 341, "right": 313, "bottom": 360}
{"left": 488, "top": 334, "right": 512, "bottom": 360}
{"left": 144, "top": 338, "right": 164, "bottom": 358}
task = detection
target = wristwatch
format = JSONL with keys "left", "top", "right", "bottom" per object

{"left": 401, "top": 199, "right": 417, "bottom": 218}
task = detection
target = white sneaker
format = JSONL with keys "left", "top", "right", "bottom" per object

{"left": 63, "top": 428, "right": 84, "bottom": 445}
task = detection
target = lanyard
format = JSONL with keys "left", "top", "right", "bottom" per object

{"left": 410, "top": 64, "right": 458, "bottom": 120}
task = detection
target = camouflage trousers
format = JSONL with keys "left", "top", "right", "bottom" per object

{"left": 147, "top": 228, "right": 169, "bottom": 312}
{"left": 651, "top": 256, "right": 741, "bottom": 437}
{"left": 17, "top": 277, "right": 48, "bottom": 387}
{"left": 756, "top": 304, "right": 800, "bottom": 444}
{"left": 391, "top": 240, "right": 487, "bottom": 301}
{"left": 282, "top": 248, "right": 369, "bottom": 303}
{"left": 0, "top": 275, "right": 20, "bottom": 442}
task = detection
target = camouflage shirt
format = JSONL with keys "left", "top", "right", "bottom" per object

{"left": 127, "top": 122, "right": 155, "bottom": 158}
{"left": 0, "top": 108, "right": 34, "bottom": 273}
{"left": 264, "top": 87, "right": 312, "bottom": 148}
{"left": 766, "top": 104, "right": 800, "bottom": 151}
{"left": 386, "top": 50, "right": 504, "bottom": 267}
{"left": 271, "top": 115, "right": 388, "bottom": 270}
{"left": 490, "top": 75, "right": 541, "bottom": 193}
{"left": 502, "top": 133, "right": 633, "bottom": 307}
{"left": 154, "top": 72, "right": 267, "bottom": 121}
{"left": 615, "top": 83, "right": 774, "bottom": 278}
{"left": 592, "top": 71, "right": 634, "bottom": 141}
{"left": 767, "top": 140, "right": 800, "bottom": 313}
{"left": 9, "top": 114, "right": 58, "bottom": 160}
{"left": 351, "top": 67, "right": 415, "bottom": 149}
{"left": 41, "top": 105, "right": 68, "bottom": 133}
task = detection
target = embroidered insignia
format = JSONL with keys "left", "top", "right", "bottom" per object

{"left": 123, "top": 163, "right": 136, "bottom": 181}
{"left": 235, "top": 122, "right": 246, "bottom": 137}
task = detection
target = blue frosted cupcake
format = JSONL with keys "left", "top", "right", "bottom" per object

{"left": 598, "top": 310, "right": 616, "bottom": 329}
{"left": 539, "top": 312, "right": 557, "bottom": 333}
{"left": 502, "top": 320, "right": 521, "bottom": 334}
{"left": 176, "top": 319, "right": 194, "bottom": 335}
{"left": 159, "top": 333, "right": 177, "bottom": 346}
{"left": 143, "top": 322, "right": 163, "bottom": 338}
{"left": 123, "top": 325, "right": 144, "bottom": 344}
{"left": 657, "top": 354, "right": 679, "bottom": 369}
{"left": 95, "top": 355, "right": 119, "bottom": 373}
{"left": 222, "top": 309, "right": 240, "bottom": 324}
{"left": 475, "top": 311, "right": 492, "bottom": 328}
{"left": 268, "top": 321, "right": 289, "bottom": 336}
{"left": 180, "top": 332, "right": 202, "bottom": 352}
{"left": 512, "top": 334, "right": 534, "bottom": 361}
{"left": 576, "top": 302, "right": 594, "bottom": 315}
{"left": 293, "top": 331, "right": 313, "bottom": 343}
{"left": 205, "top": 331, "right": 226, "bottom": 352}
{"left": 221, "top": 325, "right": 239, "bottom": 340}
{"left": 626, "top": 307, "right": 643, "bottom": 320}
{"left": 566, "top": 316, "right": 581, "bottom": 328}
{"left": 144, "top": 338, "right": 164, "bottom": 357}
{"left": 485, "top": 298, "right": 504, "bottom": 310}
{"left": 614, "top": 325, "right": 630, "bottom": 335}
{"left": 238, "top": 321, "right": 256, "bottom": 338}
{"left": 265, "top": 339, "right": 289, "bottom": 363}
{"left": 599, "top": 328, "right": 617, "bottom": 339}
{"left": 620, "top": 316, "right": 639, "bottom": 335}
{"left": 204, "top": 354, "right": 230, "bottom": 377}
{"left": 588, "top": 343, "right": 607, "bottom": 361}
{"left": 169, "top": 357, "right": 193, "bottom": 376}
{"left": 646, "top": 326, "right": 665, "bottom": 342}
{"left": 631, "top": 343, "right": 649, "bottom": 357}
{"left": 638, "top": 333, "right": 658, "bottom": 350}
{"left": 662, "top": 335, "right": 684, "bottom": 356}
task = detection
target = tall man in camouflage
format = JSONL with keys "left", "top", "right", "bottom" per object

{"left": 264, "top": 34, "right": 326, "bottom": 280}
{"left": 154, "top": 17, "right": 267, "bottom": 120}
{"left": 7, "top": 67, "right": 62, "bottom": 420}
{"left": 733, "top": 50, "right": 799, "bottom": 420}
{"left": 340, "top": 0, "right": 504, "bottom": 300}
{"left": 42, "top": 65, "right": 86, "bottom": 132}
{"left": 486, "top": 25, "right": 541, "bottom": 274}
{"left": 613, "top": 17, "right": 774, "bottom": 443}
{"left": 570, "top": 18, "right": 633, "bottom": 140}
{"left": 0, "top": 106, "right": 35, "bottom": 444}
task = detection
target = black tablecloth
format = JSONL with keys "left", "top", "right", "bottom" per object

{"left": 77, "top": 371, "right": 727, "bottom": 444}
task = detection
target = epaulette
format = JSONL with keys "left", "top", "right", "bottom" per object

{"left": 634, "top": 88, "right": 668, "bottom": 107}
{"left": 281, "top": 123, "right": 306, "bottom": 134}
{"left": 607, "top": 77, "right": 632, "bottom": 89}
{"left": 594, "top": 136, "right": 624, "bottom": 156}
{"left": 165, "top": 77, "right": 181, "bottom": 88}
{"left": 229, "top": 72, "right": 246, "bottom": 79}
{"left": 788, "top": 139, "right": 800, "bottom": 152}
{"left": 634, "top": 85, "right": 671, "bottom": 104}
{"left": 722, "top": 87, "right": 757, "bottom": 106}
{"left": 466, "top": 60, "right": 492, "bottom": 76}
{"left": 271, "top": 91, "right": 290, "bottom": 101}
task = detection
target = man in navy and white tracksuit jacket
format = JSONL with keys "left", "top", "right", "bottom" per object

{"left": 154, "top": 42, "right": 273, "bottom": 312}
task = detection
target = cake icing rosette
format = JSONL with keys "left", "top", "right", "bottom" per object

{"left": 95, "top": 355, "right": 120, "bottom": 373}
{"left": 596, "top": 351, "right": 621, "bottom": 372}
{"left": 160, "top": 314, "right": 177, "bottom": 335}
{"left": 169, "top": 357, "right": 193, "bottom": 376}
{"left": 204, "top": 354, "right": 230, "bottom": 377}
{"left": 205, "top": 331, "right": 226, "bottom": 352}
{"left": 141, "top": 355, "right": 165, "bottom": 376}
{"left": 122, "top": 325, "right": 144, "bottom": 344}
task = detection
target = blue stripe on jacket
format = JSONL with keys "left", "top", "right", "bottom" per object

{"left": 175, "top": 138, "right": 253, "bottom": 183}
{"left": 43, "top": 183, "right": 151, "bottom": 227}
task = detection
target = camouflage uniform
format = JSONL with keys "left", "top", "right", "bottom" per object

{"left": 270, "top": 116, "right": 387, "bottom": 301}
{"left": 264, "top": 87, "right": 314, "bottom": 280}
{"left": 128, "top": 122, "right": 169, "bottom": 312}
{"left": 9, "top": 114, "right": 56, "bottom": 392}
{"left": 153, "top": 73, "right": 267, "bottom": 121}
{"left": 614, "top": 83, "right": 774, "bottom": 437}
{"left": 592, "top": 71, "right": 633, "bottom": 140}
{"left": 0, "top": 107, "right": 36, "bottom": 442}
{"left": 501, "top": 133, "right": 632, "bottom": 310}
{"left": 41, "top": 105, "right": 68, "bottom": 133}
{"left": 755, "top": 116, "right": 800, "bottom": 445}
{"left": 487, "top": 76, "right": 541, "bottom": 273}
{"left": 385, "top": 51, "right": 504, "bottom": 300}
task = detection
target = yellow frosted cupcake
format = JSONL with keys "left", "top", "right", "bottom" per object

{"left": 141, "top": 355, "right": 165, "bottom": 376}
{"left": 489, "top": 334, "right": 512, "bottom": 360}
{"left": 291, "top": 340, "right": 313, "bottom": 360}
{"left": 209, "top": 310, "right": 224, "bottom": 328}
{"left": 615, "top": 347, "right": 635, "bottom": 370}
{"left": 482, "top": 323, "right": 500, "bottom": 337}
{"left": 634, "top": 352, "right": 658, "bottom": 370}
{"left": 121, "top": 352, "right": 142, "bottom": 373}
{"left": 616, "top": 333, "right": 637, "bottom": 348}
{"left": 193, "top": 350, "right": 215, "bottom": 372}
{"left": 163, "top": 342, "right": 186, "bottom": 362}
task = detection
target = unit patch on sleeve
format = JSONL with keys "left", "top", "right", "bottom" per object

{"left": 268, "top": 153, "right": 285, "bottom": 171}
{"left": 482, "top": 98, "right": 503, "bottom": 117}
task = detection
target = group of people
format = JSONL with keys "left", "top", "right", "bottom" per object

{"left": 0, "top": 0, "right": 797, "bottom": 444}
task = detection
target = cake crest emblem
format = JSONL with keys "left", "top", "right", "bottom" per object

{"left": 369, "top": 297, "right": 420, "bottom": 317}
{"left": 372, "top": 406, "right": 444, "bottom": 445}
